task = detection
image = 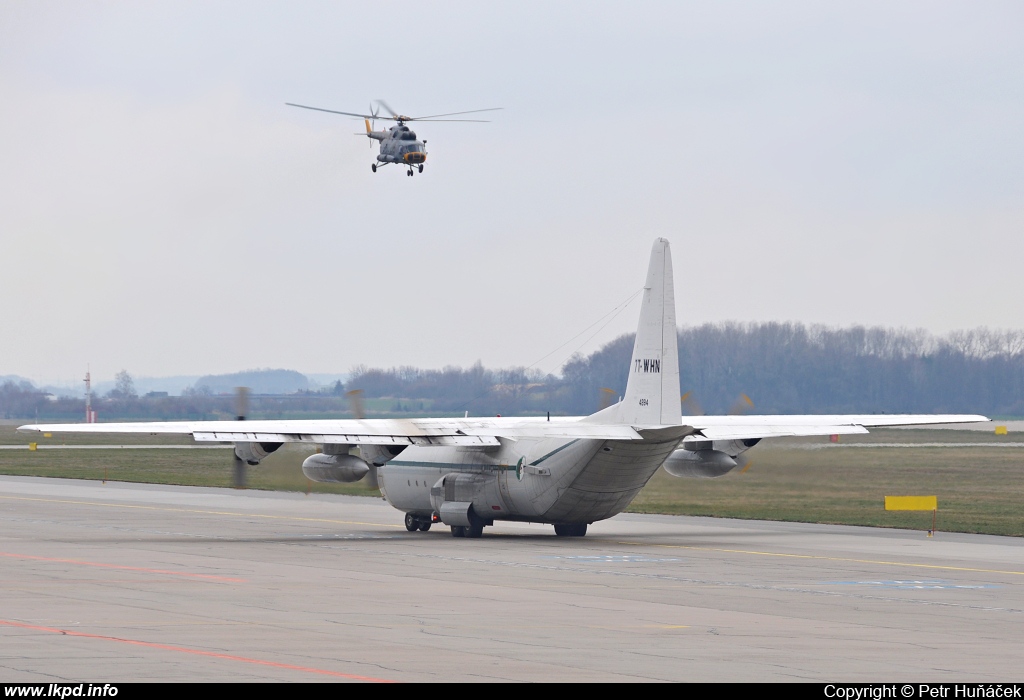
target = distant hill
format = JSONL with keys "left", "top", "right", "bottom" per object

{"left": 192, "top": 369, "right": 309, "bottom": 395}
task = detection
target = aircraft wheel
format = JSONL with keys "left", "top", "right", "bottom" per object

{"left": 371, "top": 164, "right": 377, "bottom": 173}
{"left": 418, "top": 164, "right": 424, "bottom": 173}
{"left": 451, "top": 525, "right": 466, "bottom": 538}
{"left": 404, "top": 513, "right": 418, "bottom": 532}
{"left": 554, "top": 523, "right": 587, "bottom": 537}
{"left": 418, "top": 522, "right": 431, "bottom": 532}
{"left": 463, "top": 509, "right": 485, "bottom": 538}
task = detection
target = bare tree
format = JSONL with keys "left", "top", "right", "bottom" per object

{"left": 110, "top": 370, "right": 137, "bottom": 399}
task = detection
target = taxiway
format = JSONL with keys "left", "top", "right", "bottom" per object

{"left": 0, "top": 476, "right": 1020, "bottom": 682}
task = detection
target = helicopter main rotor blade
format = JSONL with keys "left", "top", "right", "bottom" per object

{"left": 286, "top": 103, "right": 379, "bottom": 119}
{"left": 409, "top": 107, "right": 503, "bottom": 120}
{"left": 375, "top": 99, "right": 399, "bottom": 119}
{"left": 410, "top": 118, "right": 493, "bottom": 122}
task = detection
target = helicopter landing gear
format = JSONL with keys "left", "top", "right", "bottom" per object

{"left": 371, "top": 163, "right": 377, "bottom": 173}
{"left": 418, "top": 164, "right": 424, "bottom": 173}
{"left": 406, "top": 168, "right": 415, "bottom": 177}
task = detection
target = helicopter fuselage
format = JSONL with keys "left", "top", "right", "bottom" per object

{"left": 369, "top": 123, "right": 426, "bottom": 169}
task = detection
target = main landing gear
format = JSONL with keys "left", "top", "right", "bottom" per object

{"left": 450, "top": 509, "right": 487, "bottom": 538}
{"left": 553, "top": 523, "right": 588, "bottom": 537}
{"left": 404, "top": 513, "right": 431, "bottom": 532}
{"left": 371, "top": 163, "right": 377, "bottom": 172}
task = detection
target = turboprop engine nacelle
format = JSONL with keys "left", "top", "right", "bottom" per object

{"left": 233, "top": 442, "right": 282, "bottom": 466}
{"left": 301, "top": 453, "right": 370, "bottom": 483}
{"left": 360, "top": 444, "right": 406, "bottom": 466}
{"left": 662, "top": 448, "right": 737, "bottom": 479}
{"left": 662, "top": 438, "right": 761, "bottom": 479}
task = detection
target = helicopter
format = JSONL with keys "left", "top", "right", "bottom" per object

{"left": 286, "top": 100, "right": 501, "bottom": 176}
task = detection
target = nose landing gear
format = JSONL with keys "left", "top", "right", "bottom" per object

{"left": 404, "top": 513, "right": 432, "bottom": 532}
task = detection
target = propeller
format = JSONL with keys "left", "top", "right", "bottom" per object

{"left": 347, "top": 389, "right": 365, "bottom": 419}
{"left": 232, "top": 387, "right": 250, "bottom": 489}
{"left": 682, "top": 391, "right": 754, "bottom": 417}
{"left": 680, "top": 391, "right": 704, "bottom": 416}
{"left": 727, "top": 394, "right": 755, "bottom": 473}
{"left": 346, "top": 390, "right": 378, "bottom": 489}
{"left": 728, "top": 393, "right": 755, "bottom": 416}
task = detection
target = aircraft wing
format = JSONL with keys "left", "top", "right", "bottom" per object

{"left": 17, "top": 417, "right": 659, "bottom": 446}
{"left": 685, "top": 414, "right": 989, "bottom": 441}
{"left": 18, "top": 414, "right": 986, "bottom": 445}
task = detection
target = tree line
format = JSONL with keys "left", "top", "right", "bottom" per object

{"left": 345, "top": 324, "right": 1024, "bottom": 416}
{"left": 3, "top": 323, "right": 1023, "bottom": 420}
{"left": 559, "top": 323, "right": 1024, "bottom": 416}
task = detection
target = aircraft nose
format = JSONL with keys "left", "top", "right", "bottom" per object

{"left": 403, "top": 152, "right": 427, "bottom": 164}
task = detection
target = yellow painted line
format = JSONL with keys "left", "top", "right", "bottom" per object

{"left": 614, "top": 541, "right": 1024, "bottom": 577}
{"left": 0, "top": 495, "right": 403, "bottom": 529}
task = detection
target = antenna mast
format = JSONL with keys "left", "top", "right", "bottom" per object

{"left": 84, "top": 367, "right": 95, "bottom": 423}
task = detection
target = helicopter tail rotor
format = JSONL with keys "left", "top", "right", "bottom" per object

{"left": 369, "top": 103, "right": 380, "bottom": 136}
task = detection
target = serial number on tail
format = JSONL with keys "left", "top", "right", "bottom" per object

{"left": 634, "top": 359, "right": 661, "bottom": 373}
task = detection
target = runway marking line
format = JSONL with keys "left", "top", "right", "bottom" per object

{"left": 0, "top": 495, "right": 403, "bottom": 529}
{"left": 0, "top": 551, "right": 246, "bottom": 583}
{"left": 615, "top": 541, "right": 1024, "bottom": 577}
{"left": 0, "top": 619, "right": 393, "bottom": 682}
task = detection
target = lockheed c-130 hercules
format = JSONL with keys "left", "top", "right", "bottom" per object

{"left": 21, "top": 239, "right": 988, "bottom": 539}
{"left": 286, "top": 100, "right": 501, "bottom": 176}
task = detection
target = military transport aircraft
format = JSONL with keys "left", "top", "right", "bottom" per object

{"left": 20, "top": 240, "right": 988, "bottom": 538}
{"left": 286, "top": 100, "right": 501, "bottom": 176}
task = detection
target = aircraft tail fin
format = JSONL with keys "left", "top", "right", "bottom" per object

{"left": 618, "top": 238, "right": 682, "bottom": 427}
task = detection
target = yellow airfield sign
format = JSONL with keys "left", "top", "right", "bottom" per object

{"left": 885, "top": 496, "right": 938, "bottom": 511}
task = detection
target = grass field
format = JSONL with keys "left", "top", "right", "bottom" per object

{"left": 0, "top": 424, "right": 379, "bottom": 497}
{"left": 1, "top": 424, "right": 1021, "bottom": 535}
{"left": 632, "top": 430, "right": 1024, "bottom": 536}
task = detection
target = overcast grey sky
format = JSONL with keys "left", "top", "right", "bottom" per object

{"left": 2, "top": 1, "right": 1022, "bottom": 385}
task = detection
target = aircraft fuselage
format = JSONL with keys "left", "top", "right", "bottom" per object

{"left": 378, "top": 432, "right": 683, "bottom": 525}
